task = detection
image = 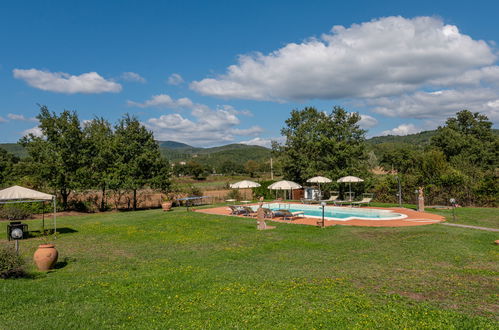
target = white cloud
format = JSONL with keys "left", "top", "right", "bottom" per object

{"left": 381, "top": 123, "right": 420, "bottom": 136}
{"left": 370, "top": 88, "right": 499, "bottom": 121}
{"left": 7, "top": 113, "right": 38, "bottom": 122}
{"left": 239, "top": 137, "right": 284, "bottom": 148}
{"left": 139, "top": 94, "right": 262, "bottom": 146}
{"left": 22, "top": 126, "right": 43, "bottom": 137}
{"left": 127, "top": 94, "right": 200, "bottom": 109}
{"left": 191, "top": 16, "right": 495, "bottom": 101}
{"left": 167, "top": 73, "right": 184, "bottom": 85}
{"left": 357, "top": 114, "right": 378, "bottom": 129}
{"left": 121, "top": 72, "right": 146, "bottom": 83}
{"left": 0, "top": 116, "right": 7, "bottom": 123}
{"left": 13, "top": 68, "right": 122, "bottom": 94}
{"left": 429, "top": 66, "right": 499, "bottom": 87}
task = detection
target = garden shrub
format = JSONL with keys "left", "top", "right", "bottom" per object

{"left": 225, "top": 189, "right": 242, "bottom": 201}
{"left": 0, "top": 205, "right": 32, "bottom": 220}
{"left": 0, "top": 245, "right": 26, "bottom": 279}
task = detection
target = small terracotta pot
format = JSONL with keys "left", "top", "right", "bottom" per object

{"left": 161, "top": 202, "right": 172, "bottom": 211}
{"left": 33, "top": 244, "right": 58, "bottom": 271}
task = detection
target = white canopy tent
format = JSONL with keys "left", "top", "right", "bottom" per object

{"left": 268, "top": 180, "right": 302, "bottom": 200}
{"left": 0, "top": 185, "right": 57, "bottom": 236}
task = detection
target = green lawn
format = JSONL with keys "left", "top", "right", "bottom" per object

{"left": 0, "top": 207, "right": 498, "bottom": 328}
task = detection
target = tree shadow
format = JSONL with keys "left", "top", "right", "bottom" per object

{"left": 28, "top": 227, "right": 78, "bottom": 238}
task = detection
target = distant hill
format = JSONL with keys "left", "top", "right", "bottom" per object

{"left": 366, "top": 130, "right": 437, "bottom": 146}
{"left": 367, "top": 128, "right": 499, "bottom": 147}
{"left": 158, "top": 142, "right": 271, "bottom": 167}
{"left": 0, "top": 143, "right": 27, "bottom": 158}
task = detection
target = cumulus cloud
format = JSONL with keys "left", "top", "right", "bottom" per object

{"left": 239, "top": 136, "right": 285, "bottom": 148}
{"left": 191, "top": 16, "right": 496, "bottom": 101}
{"left": 127, "top": 94, "right": 194, "bottom": 108}
{"left": 13, "top": 68, "right": 122, "bottom": 94}
{"left": 167, "top": 73, "right": 184, "bottom": 85}
{"left": 7, "top": 113, "right": 38, "bottom": 122}
{"left": 357, "top": 114, "right": 378, "bottom": 129}
{"left": 121, "top": 72, "right": 146, "bottom": 83}
{"left": 0, "top": 116, "right": 7, "bottom": 123}
{"left": 132, "top": 94, "right": 262, "bottom": 146}
{"left": 22, "top": 126, "right": 43, "bottom": 137}
{"left": 381, "top": 123, "right": 420, "bottom": 136}
{"left": 370, "top": 88, "right": 499, "bottom": 121}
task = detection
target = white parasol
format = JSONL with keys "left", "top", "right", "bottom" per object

{"left": 337, "top": 176, "right": 364, "bottom": 201}
{"left": 268, "top": 180, "right": 302, "bottom": 200}
{"left": 229, "top": 180, "right": 261, "bottom": 189}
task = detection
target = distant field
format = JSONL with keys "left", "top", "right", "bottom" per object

{"left": 0, "top": 207, "right": 497, "bottom": 328}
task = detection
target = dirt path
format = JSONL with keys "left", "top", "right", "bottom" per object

{"left": 439, "top": 222, "right": 499, "bottom": 232}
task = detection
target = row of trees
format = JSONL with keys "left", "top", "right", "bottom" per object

{"left": 273, "top": 107, "right": 498, "bottom": 206}
{"left": 173, "top": 159, "right": 268, "bottom": 178}
{"left": 2, "top": 106, "right": 171, "bottom": 210}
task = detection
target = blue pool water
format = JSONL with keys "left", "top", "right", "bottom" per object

{"left": 254, "top": 203, "right": 406, "bottom": 221}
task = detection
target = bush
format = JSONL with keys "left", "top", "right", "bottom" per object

{"left": 252, "top": 180, "right": 276, "bottom": 200}
{"left": 0, "top": 245, "right": 26, "bottom": 279}
{"left": 0, "top": 205, "right": 32, "bottom": 220}
{"left": 226, "top": 189, "right": 242, "bottom": 201}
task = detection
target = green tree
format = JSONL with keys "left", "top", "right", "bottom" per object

{"left": 273, "top": 106, "right": 368, "bottom": 183}
{"left": 0, "top": 148, "right": 19, "bottom": 188}
{"left": 184, "top": 160, "right": 206, "bottom": 180}
{"left": 244, "top": 160, "right": 259, "bottom": 178}
{"left": 83, "top": 117, "right": 115, "bottom": 211}
{"left": 113, "top": 114, "right": 169, "bottom": 210}
{"left": 19, "top": 106, "right": 88, "bottom": 208}
{"left": 431, "top": 110, "right": 498, "bottom": 168}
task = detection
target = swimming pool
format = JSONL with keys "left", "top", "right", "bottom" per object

{"left": 253, "top": 203, "right": 407, "bottom": 221}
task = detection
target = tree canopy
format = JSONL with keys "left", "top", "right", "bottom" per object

{"left": 273, "top": 106, "right": 368, "bottom": 183}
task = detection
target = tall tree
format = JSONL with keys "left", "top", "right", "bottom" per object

{"left": 273, "top": 106, "right": 368, "bottom": 183}
{"left": 0, "top": 148, "right": 19, "bottom": 188}
{"left": 113, "top": 114, "right": 169, "bottom": 210}
{"left": 431, "top": 110, "right": 498, "bottom": 168}
{"left": 83, "top": 117, "right": 115, "bottom": 211}
{"left": 19, "top": 106, "right": 88, "bottom": 208}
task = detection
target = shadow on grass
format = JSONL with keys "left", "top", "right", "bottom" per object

{"left": 28, "top": 227, "right": 78, "bottom": 238}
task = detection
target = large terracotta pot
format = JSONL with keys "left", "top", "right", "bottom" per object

{"left": 33, "top": 244, "right": 58, "bottom": 271}
{"left": 161, "top": 202, "right": 172, "bottom": 211}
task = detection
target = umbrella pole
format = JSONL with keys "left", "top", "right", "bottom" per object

{"left": 349, "top": 182, "right": 352, "bottom": 201}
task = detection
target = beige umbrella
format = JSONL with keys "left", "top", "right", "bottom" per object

{"left": 306, "top": 176, "right": 332, "bottom": 198}
{"left": 337, "top": 176, "right": 364, "bottom": 201}
{"left": 229, "top": 180, "right": 261, "bottom": 189}
{"left": 268, "top": 180, "right": 302, "bottom": 200}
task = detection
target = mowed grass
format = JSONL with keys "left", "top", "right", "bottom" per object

{"left": 0, "top": 207, "right": 498, "bottom": 329}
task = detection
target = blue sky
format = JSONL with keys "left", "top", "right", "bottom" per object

{"left": 1, "top": 0, "right": 498, "bottom": 146}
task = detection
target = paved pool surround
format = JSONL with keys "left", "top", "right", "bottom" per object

{"left": 195, "top": 203, "right": 446, "bottom": 227}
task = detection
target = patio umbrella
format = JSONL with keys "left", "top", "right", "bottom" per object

{"left": 229, "top": 180, "right": 261, "bottom": 189}
{"left": 306, "top": 176, "right": 332, "bottom": 198}
{"left": 337, "top": 176, "right": 364, "bottom": 201}
{"left": 268, "top": 180, "right": 302, "bottom": 200}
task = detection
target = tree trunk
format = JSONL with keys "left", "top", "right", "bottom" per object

{"left": 133, "top": 189, "right": 137, "bottom": 210}
{"left": 61, "top": 189, "right": 70, "bottom": 210}
{"left": 100, "top": 186, "right": 106, "bottom": 211}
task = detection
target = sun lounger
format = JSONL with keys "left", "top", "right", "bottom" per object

{"left": 261, "top": 208, "right": 275, "bottom": 218}
{"left": 300, "top": 198, "right": 318, "bottom": 204}
{"left": 319, "top": 195, "right": 338, "bottom": 203}
{"left": 241, "top": 206, "right": 257, "bottom": 217}
{"left": 275, "top": 209, "right": 304, "bottom": 220}
{"left": 228, "top": 205, "right": 246, "bottom": 215}
{"left": 351, "top": 197, "right": 372, "bottom": 207}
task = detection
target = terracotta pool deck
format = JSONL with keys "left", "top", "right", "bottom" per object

{"left": 195, "top": 203, "right": 446, "bottom": 227}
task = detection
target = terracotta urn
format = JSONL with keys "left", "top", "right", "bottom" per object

{"left": 33, "top": 244, "right": 58, "bottom": 271}
{"left": 161, "top": 202, "right": 172, "bottom": 211}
